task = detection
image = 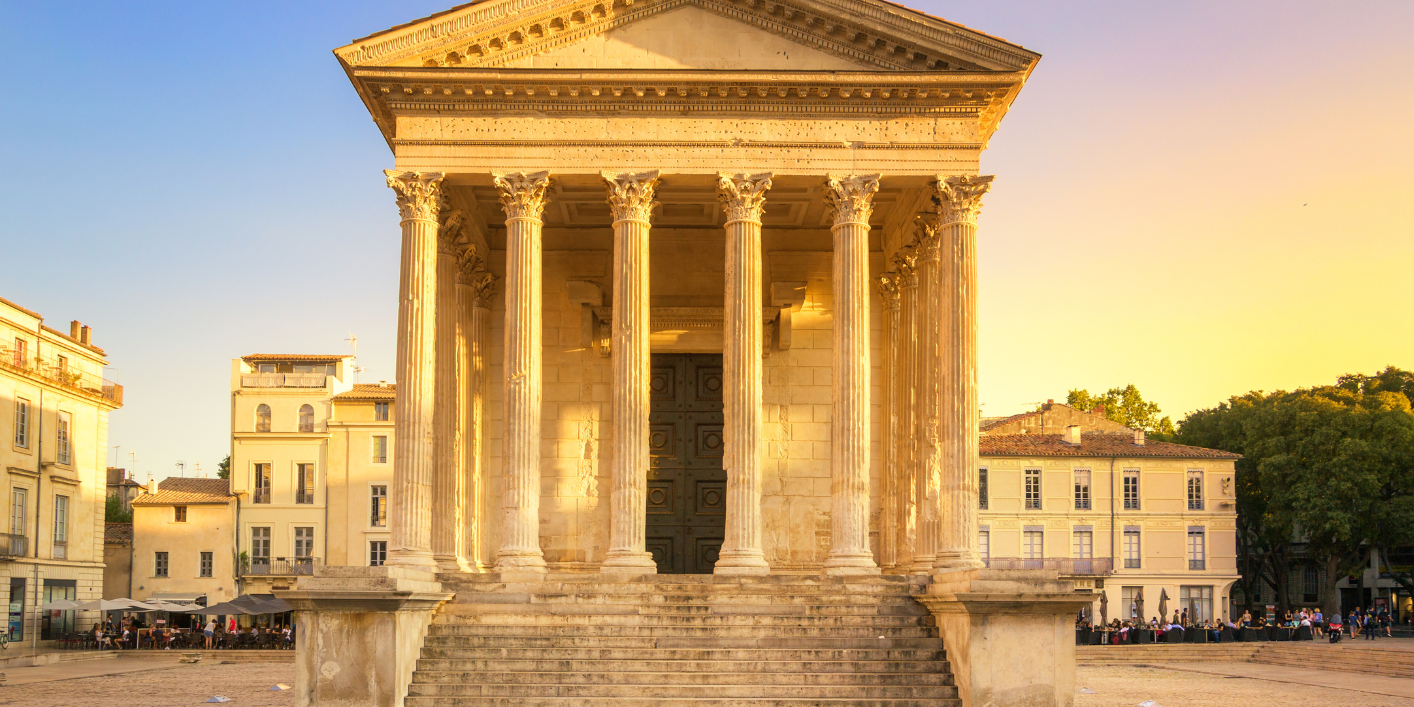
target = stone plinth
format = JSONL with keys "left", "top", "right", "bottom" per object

{"left": 916, "top": 569, "right": 1092, "bottom": 707}
{"left": 280, "top": 566, "right": 452, "bottom": 707}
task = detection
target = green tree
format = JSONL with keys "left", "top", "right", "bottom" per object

{"left": 1066, "top": 384, "right": 1176, "bottom": 437}
{"left": 217, "top": 455, "right": 230, "bottom": 480}
{"left": 104, "top": 494, "right": 132, "bottom": 524}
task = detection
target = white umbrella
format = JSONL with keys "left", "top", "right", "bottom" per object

{"left": 75, "top": 599, "right": 156, "bottom": 612}
{"left": 40, "top": 599, "right": 80, "bottom": 611}
{"left": 145, "top": 600, "right": 192, "bottom": 612}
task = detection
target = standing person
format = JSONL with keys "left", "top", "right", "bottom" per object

{"left": 1181, "top": 608, "right": 1189, "bottom": 627}
{"left": 1381, "top": 609, "right": 1393, "bottom": 638}
{"left": 1313, "top": 609, "right": 1324, "bottom": 638}
{"left": 1350, "top": 610, "right": 1360, "bottom": 638}
{"left": 1365, "top": 612, "right": 1377, "bottom": 640}
{"left": 1241, "top": 610, "right": 1252, "bottom": 627}
{"left": 203, "top": 617, "right": 216, "bottom": 649}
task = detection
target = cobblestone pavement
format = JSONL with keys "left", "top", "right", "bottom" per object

{"left": 1077, "top": 665, "right": 1414, "bottom": 707}
{"left": 0, "top": 661, "right": 295, "bottom": 706}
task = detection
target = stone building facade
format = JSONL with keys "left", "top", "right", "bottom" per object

{"left": 130, "top": 478, "right": 237, "bottom": 606}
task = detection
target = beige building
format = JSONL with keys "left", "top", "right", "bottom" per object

{"left": 101, "top": 522, "right": 132, "bottom": 600}
{"left": 130, "top": 478, "right": 237, "bottom": 606}
{"left": 0, "top": 295, "right": 122, "bottom": 642}
{"left": 976, "top": 403, "right": 1241, "bottom": 622}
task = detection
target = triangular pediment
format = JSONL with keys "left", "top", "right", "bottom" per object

{"left": 337, "top": 0, "right": 1039, "bottom": 73}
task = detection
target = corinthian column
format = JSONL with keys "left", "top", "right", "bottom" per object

{"left": 715, "top": 172, "right": 774, "bottom": 576}
{"left": 911, "top": 217, "right": 944, "bottom": 574}
{"left": 383, "top": 170, "right": 444, "bottom": 570}
{"left": 601, "top": 170, "right": 661, "bottom": 573}
{"left": 433, "top": 211, "right": 470, "bottom": 572}
{"left": 876, "top": 272, "right": 901, "bottom": 571}
{"left": 492, "top": 170, "right": 552, "bottom": 573}
{"left": 934, "top": 175, "right": 994, "bottom": 572}
{"left": 457, "top": 253, "right": 494, "bottom": 571}
{"left": 822, "top": 174, "right": 881, "bottom": 576}
{"left": 892, "top": 248, "right": 919, "bottom": 570}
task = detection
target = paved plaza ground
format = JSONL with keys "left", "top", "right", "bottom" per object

{"left": 1077, "top": 665, "right": 1414, "bottom": 707}
{"left": 0, "top": 658, "right": 295, "bottom": 706}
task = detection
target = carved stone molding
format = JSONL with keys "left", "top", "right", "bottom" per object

{"left": 717, "top": 172, "right": 774, "bottom": 224}
{"left": 891, "top": 247, "right": 918, "bottom": 288}
{"left": 825, "top": 174, "right": 881, "bottom": 227}
{"left": 469, "top": 270, "right": 497, "bottom": 308}
{"left": 876, "top": 272, "right": 900, "bottom": 311}
{"left": 438, "top": 209, "right": 466, "bottom": 255}
{"left": 385, "top": 170, "right": 445, "bottom": 222}
{"left": 602, "top": 169, "right": 661, "bottom": 224}
{"left": 492, "top": 170, "right": 553, "bottom": 221}
{"left": 935, "top": 174, "right": 994, "bottom": 226}
{"left": 911, "top": 214, "right": 941, "bottom": 260}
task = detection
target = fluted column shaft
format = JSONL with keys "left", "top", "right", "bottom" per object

{"left": 823, "top": 174, "right": 881, "bottom": 576}
{"left": 458, "top": 264, "right": 495, "bottom": 571}
{"left": 911, "top": 221, "right": 944, "bottom": 574}
{"left": 602, "top": 171, "right": 661, "bottom": 573}
{"left": 715, "top": 173, "right": 774, "bottom": 575}
{"left": 894, "top": 251, "right": 919, "bottom": 571}
{"left": 935, "top": 175, "right": 993, "bottom": 571}
{"left": 384, "top": 170, "right": 444, "bottom": 570}
{"left": 876, "top": 274, "right": 901, "bottom": 570}
{"left": 493, "top": 171, "right": 552, "bottom": 573}
{"left": 433, "top": 216, "right": 469, "bottom": 572}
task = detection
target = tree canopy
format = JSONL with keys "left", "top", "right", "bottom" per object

{"left": 1066, "top": 384, "right": 1176, "bottom": 436}
{"left": 218, "top": 455, "right": 230, "bottom": 480}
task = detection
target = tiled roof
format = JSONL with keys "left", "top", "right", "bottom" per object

{"left": 0, "top": 295, "right": 41, "bottom": 320}
{"left": 980, "top": 411, "right": 1036, "bottom": 432}
{"left": 131, "top": 478, "right": 234, "bottom": 506}
{"left": 241, "top": 354, "right": 349, "bottom": 363}
{"left": 104, "top": 523, "right": 133, "bottom": 545}
{"left": 980, "top": 432, "right": 1240, "bottom": 460}
{"left": 333, "top": 383, "right": 397, "bottom": 402}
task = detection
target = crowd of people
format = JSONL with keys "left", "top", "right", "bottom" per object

{"left": 1077, "top": 605, "right": 1399, "bottom": 645}
{"left": 87, "top": 615, "right": 296, "bottom": 651}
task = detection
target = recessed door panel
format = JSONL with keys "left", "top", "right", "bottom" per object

{"left": 645, "top": 353, "right": 727, "bottom": 575}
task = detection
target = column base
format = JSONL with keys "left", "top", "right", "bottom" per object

{"left": 433, "top": 555, "right": 476, "bottom": 573}
{"left": 386, "top": 549, "right": 439, "bottom": 570}
{"left": 822, "top": 554, "right": 881, "bottom": 576}
{"left": 908, "top": 556, "right": 937, "bottom": 575}
{"left": 932, "top": 551, "right": 986, "bottom": 572}
{"left": 494, "top": 552, "right": 548, "bottom": 574}
{"left": 713, "top": 550, "right": 771, "bottom": 575}
{"left": 600, "top": 551, "right": 658, "bottom": 574}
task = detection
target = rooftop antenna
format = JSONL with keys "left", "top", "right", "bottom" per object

{"left": 129, "top": 451, "right": 141, "bottom": 482}
{"left": 192, "top": 462, "right": 203, "bottom": 478}
{"left": 175, "top": 460, "right": 186, "bottom": 478}
{"left": 345, "top": 333, "right": 366, "bottom": 384}
{"left": 111, "top": 444, "right": 120, "bottom": 470}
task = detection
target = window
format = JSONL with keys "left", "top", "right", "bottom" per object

{"left": 200, "top": 552, "right": 213, "bottom": 578}
{"left": 371, "top": 486, "right": 388, "bottom": 528}
{"left": 296, "top": 463, "right": 315, "bottom": 504}
{"left": 978, "top": 468, "right": 988, "bottom": 510}
{"left": 255, "top": 404, "right": 271, "bottom": 433}
{"left": 53, "top": 495, "right": 68, "bottom": 559}
{"left": 1187, "top": 470, "right": 1204, "bottom": 510}
{"left": 1187, "top": 527, "right": 1206, "bottom": 570}
{"left": 294, "top": 527, "right": 314, "bottom": 559}
{"left": 56, "top": 355, "right": 67, "bottom": 376}
{"left": 12, "top": 338, "right": 27, "bottom": 367}
{"left": 978, "top": 529, "right": 990, "bottom": 563}
{"left": 372, "top": 436, "right": 388, "bottom": 464}
{"left": 1123, "top": 529, "right": 1141, "bottom": 569}
{"left": 369, "top": 540, "right": 387, "bottom": 567}
{"left": 1024, "top": 468, "right": 1041, "bottom": 510}
{"left": 251, "top": 527, "right": 271, "bottom": 563}
{"left": 56, "top": 412, "right": 71, "bottom": 465}
{"left": 1303, "top": 565, "right": 1319, "bottom": 603}
{"left": 375, "top": 402, "right": 389, "bottom": 422}
{"left": 173, "top": 506, "right": 187, "bottom": 523}
{"left": 1122, "top": 586, "right": 1142, "bottom": 620}
{"left": 253, "top": 463, "right": 271, "bottom": 504}
{"left": 298, "top": 404, "right": 314, "bottom": 433}
{"left": 1023, "top": 529, "right": 1044, "bottom": 561}
{"left": 14, "top": 398, "right": 29, "bottom": 448}
{"left": 154, "top": 552, "right": 169, "bottom": 577}
{"left": 1072, "top": 529, "right": 1093, "bottom": 559}
{"left": 1123, "top": 469, "right": 1140, "bottom": 510}
{"left": 1180, "top": 585, "right": 1213, "bottom": 622}
{"left": 8, "top": 578, "right": 24, "bottom": 640}
{"left": 1073, "top": 469, "right": 1091, "bottom": 510}
{"left": 11, "top": 488, "right": 26, "bottom": 536}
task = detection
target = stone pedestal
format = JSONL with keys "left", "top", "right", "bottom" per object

{"left": 280, "top": 566, "right": 452, "bottom": 707}
{"left": 916, "top": 569, "right": 1091, "bottom": 707}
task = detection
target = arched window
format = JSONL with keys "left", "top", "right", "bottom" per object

{"left": 298, "top": 404, "right": 314, "bottom": 433}
{"left": 255, "top": 404, "right": 271, "bottom": 432}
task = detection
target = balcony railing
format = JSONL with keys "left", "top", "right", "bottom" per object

{"left": 252, "top": 489, "right": 271, "bottom": 504}
{"left": 0, "top": 346, "right": 122, "bottom": 405}
{"left": 52, "top": 541, "right": 66, "bottom": 560}
{"left": 982, "top": 557, "right": 1114, "bottom": 575}
{"left": 1189, "top": 559, "right": 1206, "bottom": 570}
{"left": 245, "top": 556, "right": 321, "bottom": 577}
{"left": 0, "top": 534, "right": 29, "bottom": 558}
{"left": 241, "top": 373, "right": 328, "bottom": 388}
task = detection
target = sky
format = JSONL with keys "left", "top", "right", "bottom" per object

{"left": 1, "top": 1, "right": 1410, "bottom": 482}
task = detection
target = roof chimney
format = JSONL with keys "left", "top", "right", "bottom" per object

{"left": 79, "top": 325, "right": 91, "bottom": 345}
{"left": 70, "top": 320, "right": 81, "bottom": 339}
{"left": 1063, "top": 425, "right": 1082, "bottom": 446}
{"left": 146, "top": 478, "right": 158, "bottom": 495}
{"left": 1134, "top": 429, "right": 1146, "bottom": 446}
{"left": 1046, "top": 399, "right": 1054, "bottom": 405}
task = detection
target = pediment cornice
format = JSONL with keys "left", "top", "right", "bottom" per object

{"left": 336, "top": 0, "right": 1039, "bottom": 74}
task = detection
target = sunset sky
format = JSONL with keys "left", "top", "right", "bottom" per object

{"left": 1, "top": 1, "right": 1410, "bottom": 480}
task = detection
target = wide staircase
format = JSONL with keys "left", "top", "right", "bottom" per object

{"left": 405, "top": 573, "right": 961, "bottom": 706}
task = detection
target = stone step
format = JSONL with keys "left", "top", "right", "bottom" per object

{"left": 421, "top": 635, "right": 944, "bottom": 650}
{"left": 405, "top": 698, "right": 960, "bottom": 707}
{"left": 443, "top": 583, "right": 921, "bottom": 597}
{"left": 407, "top": 683, "right": 959, "bottom": 699}
{"left": 433, "top": 611, "right": 930, "bottom": 627}
{"left": 412, "top": 671, "right": 954, "bottom": 686}
{"left": 448, "top": 601, "right": 928, "bottom": 616}
{"left": 426, "top": 624, "right": 936, "bottom": 638}
{"left": 414, "top": 657, "right": 949, "bottom": 673}
{"left": 439, "top": 572, "right": 924, "bottom": 585}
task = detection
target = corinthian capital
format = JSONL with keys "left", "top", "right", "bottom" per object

{"left": 602, "top": 170, "right": 661, "bottom": 224}
{"left": 455, "top": 244, "right": 482, "bottom": 284}
{"left": 438, "top": 209, "right": 465, "bottom": 256}
{"left": 935, "top": 175, "right": 994, "bottom": 226}
{"left": 470, "top": 270, "right": 498, "bottom": 308}
{"left": 891, "top": 246, "right": 918, "bottom": 288}
{"left": 385, "top": 170, "right": 445, "bottom": 222}
{"left": 911, "top": 215, "right": 942, "bottom": 260}
{"left": 716, "top": 172, "right": 774, "bottom": 224}
{"left": 824, "top": 174, "right": 882, "bottom": 227}
{"left": 876, "top": 273, "right": 901, "bottom": 311}
{"left": 491, "top": 170, "right": 552, "bottom": 221}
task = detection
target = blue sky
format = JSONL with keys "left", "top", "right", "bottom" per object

{"left": 1, "top": 1, "right": 1410, "bottom": 481}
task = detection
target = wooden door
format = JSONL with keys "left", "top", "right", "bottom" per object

{"left": 646, "top": 353, "right": 726, "bottom": 574}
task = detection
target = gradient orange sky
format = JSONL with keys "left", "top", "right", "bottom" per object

{"left": 1, "top": 1, "right": 1410, "bottom": 477}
